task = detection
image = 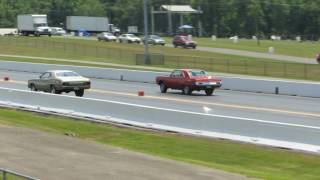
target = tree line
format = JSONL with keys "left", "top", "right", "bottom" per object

{"left": 1, "top": 0, "right": 320, "bottom": 39}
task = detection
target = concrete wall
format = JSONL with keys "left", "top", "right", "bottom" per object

{"left": 0, "top": 61, "right": 319, "bottom": 97}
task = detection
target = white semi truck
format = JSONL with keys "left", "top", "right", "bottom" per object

{"left": 66, "top": 16, "right": 120, "bottom": 35}
{"left": 17, "top": 14, "right": 51, "bottom": 36}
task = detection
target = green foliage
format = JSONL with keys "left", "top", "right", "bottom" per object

{"left": 1, "top": 0, "right": 320, "bottom": 38}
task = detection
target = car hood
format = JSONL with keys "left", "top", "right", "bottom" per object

{"left": 129, "top": 37, "right": 141, "bottom": 41}
{"left": 57, "top": 76, "right": 90, "bottom": 82}
{"left": 104, "top": 35, "right": 116, "bottom": 39}
{"left": 184, "top": 40, "right": 196, "bottom": 44}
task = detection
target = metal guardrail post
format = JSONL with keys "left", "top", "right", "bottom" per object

{"left": 263, "top": 62, "right": 267, "bottom": 76}
{"left": 283, "top": 63, "right": 287, "bottom": 77}
{"left": 304, "top": 64, "right": 308, "bottom": 79}
{"left": 3, "top": 170, "right": 7, "bottom": 180}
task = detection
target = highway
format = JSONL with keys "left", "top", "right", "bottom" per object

{"left": 1, "top": 69, "right": 320, "bottom": 151}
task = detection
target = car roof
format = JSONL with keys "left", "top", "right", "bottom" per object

{"left": 174, "top": 69, "right": 205, "bottom": 72}
{"left": 46, "top": 70, "right": 75, "bottom": 73}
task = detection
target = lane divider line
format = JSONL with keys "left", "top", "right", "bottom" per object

{"left": 2, "top": 79, "right": 320, "bottom": 118}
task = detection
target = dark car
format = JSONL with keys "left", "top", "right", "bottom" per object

{"left": 156, "top": 69, "right": 221, "bottom": 96}
{"left": 172, "top": 35, "right": 197, "bottom": 49}
{"left": 143, "top": 35, "right": 166, "bottom": 45}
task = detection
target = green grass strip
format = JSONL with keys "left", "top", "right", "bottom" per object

{"left": 0, "top": 108, "right": 320, "bottom": 180}
{"left": 1, "top": 36, "right": 320, "bottom": 81}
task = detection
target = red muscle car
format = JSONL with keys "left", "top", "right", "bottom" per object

{"left": 156, "top": 69, "right": 222, "bottom": 96}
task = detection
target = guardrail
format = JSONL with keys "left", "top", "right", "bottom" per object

{"left": 0, "top": 36, "right": 320, "bottom": 81}
{"left": 0, "top": 61, "right": 319, "bottom": 97}
{"left": 0, "top": 168, "right": 39, "bottom": 180}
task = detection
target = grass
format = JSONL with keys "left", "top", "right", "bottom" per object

{"left": 0, "top": 36, "right": 319, "bottom": 81}
{"left": 0, "top": 108, "right": 320, "bottom": 180}
{"left": 164, "top": 37, "right": 320, "bottom": 59}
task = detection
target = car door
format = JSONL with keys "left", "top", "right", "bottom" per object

{"left": 169, "top": 70, "right": 184, "bottom": 89}
{"left": 176, "top": 70, "right": 187, "bottom": 89}
{"left": 38, "top": 72, "right": 52, "bottom": 91}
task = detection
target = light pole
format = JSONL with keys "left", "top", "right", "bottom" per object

{"left": 143, "top": 0, "right": 150, "bottom": 64}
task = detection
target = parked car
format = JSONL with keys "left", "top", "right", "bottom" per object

{"left": 97, "top": 32, "right": 117, "bottom": 41}
{"left": 143, "top": 35, "right": 165, "bottom": 45}
{"left": 28, "top": 70, "right": 91, "bottom": 97}
{"left": 172, "top": 35, "right": 197, "bottom": 49}
{"left": 118, "top": 34, "right": 141, "bottom": 43}
{"left": 50, "top": 27, "right": 66, "bottom": 36}
{"left": 156, "top": 69, "right": 221, "bottom": 96}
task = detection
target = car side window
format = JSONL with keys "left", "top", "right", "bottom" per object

{"left": 40, "top": 72, "right": 51, "bottom": 79}
{"left": 170, "top": 70, "right": 183, "bottom": 78}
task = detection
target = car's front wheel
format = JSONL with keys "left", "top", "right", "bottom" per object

{"left": 160, "top": 83, "right": 167, "bottom": 93}
{"left": 205, "top": 88, "right": 214, "bottom": 96}
{"left": 75, "top": 89, "right": 84, "bottom": 97}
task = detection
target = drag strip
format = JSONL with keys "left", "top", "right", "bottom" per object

{"left": 1, "top": 70, "right": 320, "bottom": 153}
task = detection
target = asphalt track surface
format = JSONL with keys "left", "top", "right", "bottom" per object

{"left": 1, "top": 70, "right": 320, "bottom": 149}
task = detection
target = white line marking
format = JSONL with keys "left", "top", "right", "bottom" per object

{"left": 0, "top": 87, "right": 320, "bottom": 131}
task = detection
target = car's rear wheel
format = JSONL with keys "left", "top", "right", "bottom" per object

{"left": 75, "top": 89, "right": 84, "bottom": 97}
{"left": 30, "top": 84, "right": 37, "bottom": 91}
{"left": 160, "top": 83, "right": 167, "bottom": 93}
{"left": 205, "top": 88, "right": 214, "bottom": 96}
{"left": 182, "top": 86, "right": 192, "bottom": 95}
{"left": 50, "top": 85, "right": 60, "bottom": 94}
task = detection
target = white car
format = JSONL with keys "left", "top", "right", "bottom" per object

{"left": 118, "top": 34, "right": 141, "bottom": 44}
{"left": 28, "top": 70, "right": 90, "bottom": 97}
{"left": 97, "top": 32, "right": 117, "bottom": 41}
{"left": 50, "top": 27, "right": 66, "bottom": 36}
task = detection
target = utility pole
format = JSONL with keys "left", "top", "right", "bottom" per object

{"left": 143, "top": 0, "right": 150, "bottom": 64}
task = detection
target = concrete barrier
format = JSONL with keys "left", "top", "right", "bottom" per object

{"left": 0, "top": 61, "right": 319, "bottom": 97}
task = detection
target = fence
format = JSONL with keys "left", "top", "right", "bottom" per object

{"left": 0, "top": 168, "right": 39, "bottom": 180}
{"left": 0, "top": 36, "right": 319, "bottom": 81}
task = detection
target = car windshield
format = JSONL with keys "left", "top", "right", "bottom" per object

{"left": 56, "top": 71, "right": 80, "bottom": 77}
{"left": 189, "top": 70, "right": 208, "bottom": 76}
{"left": 151, "top": 35, "right": 160, "bottom": 39}
{"left": 104, "top": 33, "right": 112, "bottom": 36}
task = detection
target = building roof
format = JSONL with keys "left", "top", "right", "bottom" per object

{"left": 161, "top": 5, "right": 199, "bottom": 13}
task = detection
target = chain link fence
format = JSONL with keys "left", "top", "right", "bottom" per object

{"left": 0, "top": 36, "right": 319, "bottom": 81}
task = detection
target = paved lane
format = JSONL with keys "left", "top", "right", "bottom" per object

{"left": 1, "top": 70, "right": 320, "bottom": 149}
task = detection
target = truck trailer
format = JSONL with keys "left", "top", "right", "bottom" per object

{"left": 66, "top": 16, "right": 120, "bottom": 35}
{"left": 17, "top": 14, "right": 51, "bottom": 36}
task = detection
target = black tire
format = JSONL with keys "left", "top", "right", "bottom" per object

{"left": 182, "top": 86, "right": 192, "bottom": 95}
{"left": 75, "top": 89, "right": 84, "bottom": 97}
{"left": 205, "top": 89, "right": 214, "bottom": 96}
{"left": 193, "top": 46, "right": 196, "bottom": 49}
{"left": 30, "top": 84, "right": 37, "bottom": 91}
{"left": 50, "top": 85, "right": 59, "bottom": 94}
{"left": 160, "top": 83, "right": 167, "bottom": 93}
{"left": 119, "top": 39, "right": 123, "bottom": 43}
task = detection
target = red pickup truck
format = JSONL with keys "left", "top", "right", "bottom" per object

{"left": 156, "top": 69, "right": 222, "bottom": 96}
